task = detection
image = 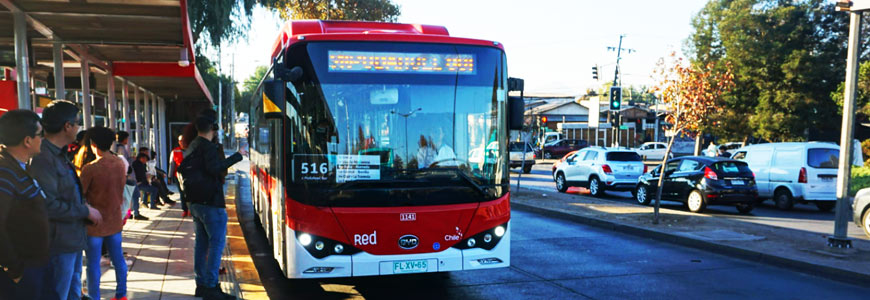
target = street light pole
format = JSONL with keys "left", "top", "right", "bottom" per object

{"left": 830, "top": 10, "right": 862, "bottom": 249}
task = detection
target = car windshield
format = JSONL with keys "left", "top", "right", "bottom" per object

{"left": 606, "top": 152, "right": 642, "bottom": 161}
{"left": 807, "top": 148, "right": 839, "bottom": 169}
{"left": 274, "top": 42, "right": 508, "bottom": 206}
{"left": 712, "top": 161, "right": 753, "bottom": 176}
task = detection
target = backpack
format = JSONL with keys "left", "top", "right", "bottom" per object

{"left": 178, "top": 143, "right": 220, "bottom": 205}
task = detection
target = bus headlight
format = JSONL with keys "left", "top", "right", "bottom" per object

{"left": 315, "top": 241, "right": 325, "bottom": 251}
{"left": 299, "top": 233, "right": 312, "bottom": 246}
{"left": 467, "top": 238, "right": 476, "bottom": 247}
{"left": 483, "top": 233, "right": 492, "bottom": 243}
{"left": 494, "top": 226, "right": 505, "bottom": 237}
{"left": 334, "top": 244, "right": 344, "bottom": 254}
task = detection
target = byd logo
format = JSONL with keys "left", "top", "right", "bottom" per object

{"left": 398, "top": 235, "right": 419, "bottom": 249}
{"left": 354, "top": 231, "right": 377, "bottom": 246}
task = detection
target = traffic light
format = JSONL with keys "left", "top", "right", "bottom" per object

{"left": 541, "top": 116, "right": 548, "bottom": 124}
{"left": 610, "top": 86, "right": 622, "bottom": 111}
{"left": 592, "top": 66, "right": 599, "bottom": 80}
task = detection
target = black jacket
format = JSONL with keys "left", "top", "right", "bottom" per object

{"left": 132, "top": 159, "right": 148, "bottom": 184}
{"left": 179, "top": 137, "right": 242, "bottom": 208}
{"left": 0, "top": 148, "right": 50, "bottom": 279}
{"left": 28, "top": 140, "right": 89, "bottom": 256}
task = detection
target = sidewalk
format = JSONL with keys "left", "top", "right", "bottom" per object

{"left": 511, "top": 188, "right": 870, "bottom": 285}
{"left": 89, "top": 190, "right": 243, "bottom": 299}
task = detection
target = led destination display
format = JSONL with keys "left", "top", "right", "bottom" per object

{"left": 328, "top": 50, "right": 476, "bottom": 75}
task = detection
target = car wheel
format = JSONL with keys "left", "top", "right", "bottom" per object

{"left": 736, "top": 203, "right": 754, "bottom": 214}
{"left": 523, "top": 165, "right": 532, "bottom": 174}
{"left": 863, "top": 209, "right": 870, "bottom": 238}
{"left": 815, "top": 201, "right": 836, "bottom": 212}
{"left": 556, "top": 173, "right": 568, "bottom": 193}
{"left": 589, "top": 177, "right": 604, "bottom": 197}
{"left": 636, "top": 185, "right": 651, "bottom": 205}
{"left": 544, "top": 152, "right": 552, "bottom": 159}
{"left": 774, "top": 189, "right": 794, "bottom": 211}
{"left": 686, "top": 190, "right": 706, "bottom": 213}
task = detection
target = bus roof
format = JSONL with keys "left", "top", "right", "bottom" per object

{"left": 270, "top": 20, "right": 505, "bottom": 61}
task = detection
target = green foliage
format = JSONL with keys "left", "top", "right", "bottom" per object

{"left": 260, "top": 0, "right": 400, "bottom": 21}
{"left": 187, "top": 0, "right": 257, "bottom": 49}
{"left": 238, "top": 65, "right": 270, "bottom": 111}
{"left": 852, "top": 166, "right": 870, "bottom": 195}
{"left": 687, "top": 0, "right": 850, "bottom": 142}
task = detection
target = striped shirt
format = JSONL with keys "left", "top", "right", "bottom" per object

{"left": 0, "top": 148, "right": 50, "bottom": 278}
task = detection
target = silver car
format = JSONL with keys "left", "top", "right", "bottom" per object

{"left": 554, "top": 147, "right": 646, "bottom": 197}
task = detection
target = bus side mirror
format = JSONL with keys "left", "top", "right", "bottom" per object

{"left": 263, "top": 79, "right": 285, "bottom": 119}
{"left": 508, "top": 96, "right": 524, "bottom": 130}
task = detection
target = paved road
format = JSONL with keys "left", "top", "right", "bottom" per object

{"left": 242, "top": 199, "right": 869, "bottom": 299}
{"left": 511, "top": 162, "right": 868, "bottom": 241}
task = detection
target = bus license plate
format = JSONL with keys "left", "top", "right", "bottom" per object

{"left": 731, "top": 180, "right": 745, "bottom": 185}
{"left": 393, "top": 259, "right": 428, "bottom": 274}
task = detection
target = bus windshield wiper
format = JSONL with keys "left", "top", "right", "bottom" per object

{"left": 414, "top": 168, "right": 487, "bottom": 196}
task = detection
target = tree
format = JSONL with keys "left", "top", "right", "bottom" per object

{"left": 188, "top": 0, "right": 257, "bottom": 50}
{"left": 239, "top": 65, "right": 270, "bottom": 112}
{"left": 650, "top": 52, "right": 734, "bottom": 223}
{"left": 686, "top": 0, "right": 852, "bottom": 142}
{"left": 260, "top": 0, "right": 400, "bottom": 21}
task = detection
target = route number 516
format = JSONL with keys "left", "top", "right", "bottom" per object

{"left": 300, "top": 162, "right": 328, "bottom": 175}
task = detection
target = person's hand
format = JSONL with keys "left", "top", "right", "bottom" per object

{"left": 12, "top": 275, "right": 21, "bottom": 283}
{"left": 238, "top": 148, "right": 248, "bottom": 156}
{"left": 87, "top": 205, "right": 103, "bottom": 225}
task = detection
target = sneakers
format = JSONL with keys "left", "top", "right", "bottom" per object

{"left": 164, "top": 199, "right": 177, "bottom": 206}
{"left": 133, "top": 215, "right": 149, "bottom": 221}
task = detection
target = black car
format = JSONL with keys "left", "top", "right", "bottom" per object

{"left": 635, "top": 156, "right": 758, "bottom": 214}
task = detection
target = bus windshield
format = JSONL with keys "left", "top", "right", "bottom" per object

{"left": 278, "top": 42, "right": 508, "bottom": 207}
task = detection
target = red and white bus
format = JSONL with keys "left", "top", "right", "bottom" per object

{"left": 248, "top": 20, "right": 523, "bottom": 278}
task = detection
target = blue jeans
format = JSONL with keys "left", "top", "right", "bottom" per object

{"left": 133, "top": 183, "right": 160, "bottom": 210}
{"left": 189, "top": 203, "right": 227, "bottom": 287}
{"left": 47, "top": 251, "right": 83, "bottom": 300}
{"left": 86, "top": 232, "right": 127, "bottom": 299}
{"left": 0, "top": 263, "right": 50, "bottom": 299}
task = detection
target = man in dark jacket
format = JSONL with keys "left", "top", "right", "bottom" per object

{"left": 29, "top": 100, "right": 102, "bottom": 300}
{"left": 180, "top": 109, "right": 242, "bottom": 300}
{"left": 0, "top": 110, "right": 51, "bottom": 299}
{"left": 133, "top": 153, "right": 160, "bottom": 215}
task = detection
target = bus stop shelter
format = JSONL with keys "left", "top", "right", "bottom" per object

{"left": 0, "top": 0, "right": 213, "bottom": 169}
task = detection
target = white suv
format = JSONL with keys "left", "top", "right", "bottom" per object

{"left": 731, "top": 142, "right": 844, "bottom": 211}
{"left": 635, "top": 142, "right": 670, "bottom": 161}
{"left": 554, "top": 147, "right": 645, "bottom": 197}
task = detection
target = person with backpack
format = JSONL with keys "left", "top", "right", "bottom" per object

{"left": 178, "top": 109, "right": 243, "bottom": 300}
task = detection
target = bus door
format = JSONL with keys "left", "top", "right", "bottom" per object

{"left": 269, "top": 118, "right": 286, "bottom": 271}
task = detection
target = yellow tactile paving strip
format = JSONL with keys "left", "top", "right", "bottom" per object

{"left": 225, "top": 181, "right": 269, "bottom": 300}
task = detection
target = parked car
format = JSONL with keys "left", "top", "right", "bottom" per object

{"left": 853, "top": 187, "right": 870, "bottom": 238}
{"left": 636, "top": 156, "right": 757, "bottom": 214}
{"left": 538, "top": 139, "right": 588, "bottom": 159}
{"left": 635, "top": 142, "right": 670, "bottom": 161}
{"left": 731, "top": 142, "right": 842, "bottom": 211}
{"left": 553, "top": 147, "right": 645, "bottom": 197}
{"left": 509, "top": 142, "right": 535, "bottom": 174}
{"left": 552, "top": 150, "right": 580, "bottom": 175}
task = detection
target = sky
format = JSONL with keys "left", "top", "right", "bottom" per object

{"left": 222, "top": 0, "right": 709, "bottom": 95}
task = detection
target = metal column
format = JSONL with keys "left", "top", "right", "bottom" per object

{"left": 13, "top": 10, "right": 31, "bottom": 109}
{"left": 144, "top": 91, "right": 152, "bottom": 149}
{"left": 150, "top": 92, "right": 158, "bottom": 151}
{"left": 80, "top": 60, "right": 92, "bottom": 128}
{"left": 52, "top": 42, "right": 64, "bottom": 100}
{"left": 121, "top": 79, "right": 129, "bottom": 133}
{"left": 133, "top": 86, "right": 141, "bottom": 147}
{"left": 107, "top": 70, "right": 116, "bottom": 130}
{"left": 158, "top": 97, "right": 167, "bottom": 170}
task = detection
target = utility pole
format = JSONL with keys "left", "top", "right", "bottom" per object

{"left": 607, "top": 35, "right": 634, "bottom": 147}
{"left": 830, "top": 0, "right": 867, "bottom": 248}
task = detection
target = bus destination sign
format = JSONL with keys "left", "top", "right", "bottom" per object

{"left": 328, "top": 51, "right": 476, "bottom": 75}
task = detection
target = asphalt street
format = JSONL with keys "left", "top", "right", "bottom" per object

{"left": 241, "top": 198, "right": 869, "bottom": 299}
{"left": 512, "top": 162, "right": 869, "bottom": 241}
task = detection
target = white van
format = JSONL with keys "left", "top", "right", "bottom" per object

{"left": 731, "top": 142, "right": 841, "bottom": 211}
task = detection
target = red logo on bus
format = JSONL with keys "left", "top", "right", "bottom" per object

{"left": 400, "top": 213, "right": 416, "bottom": 221}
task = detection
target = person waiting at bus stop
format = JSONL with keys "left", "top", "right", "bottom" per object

{"left": 80, "top": 127, "right": 129, "bottom": 300}
{"left": 29, "top": 100, "right": 103, "bottom": 300}
{"left": 133, "top": 153, "right": 161, "bottom": 212}
{"left": 0, "top": 110, "right": 51, "bottom": 300}
{"left": 179, "top": 109, "right": 243, "bottom": 300}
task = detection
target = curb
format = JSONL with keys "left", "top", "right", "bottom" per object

{"left": 512, "top": 202, "right": 870, "bottom": 286}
